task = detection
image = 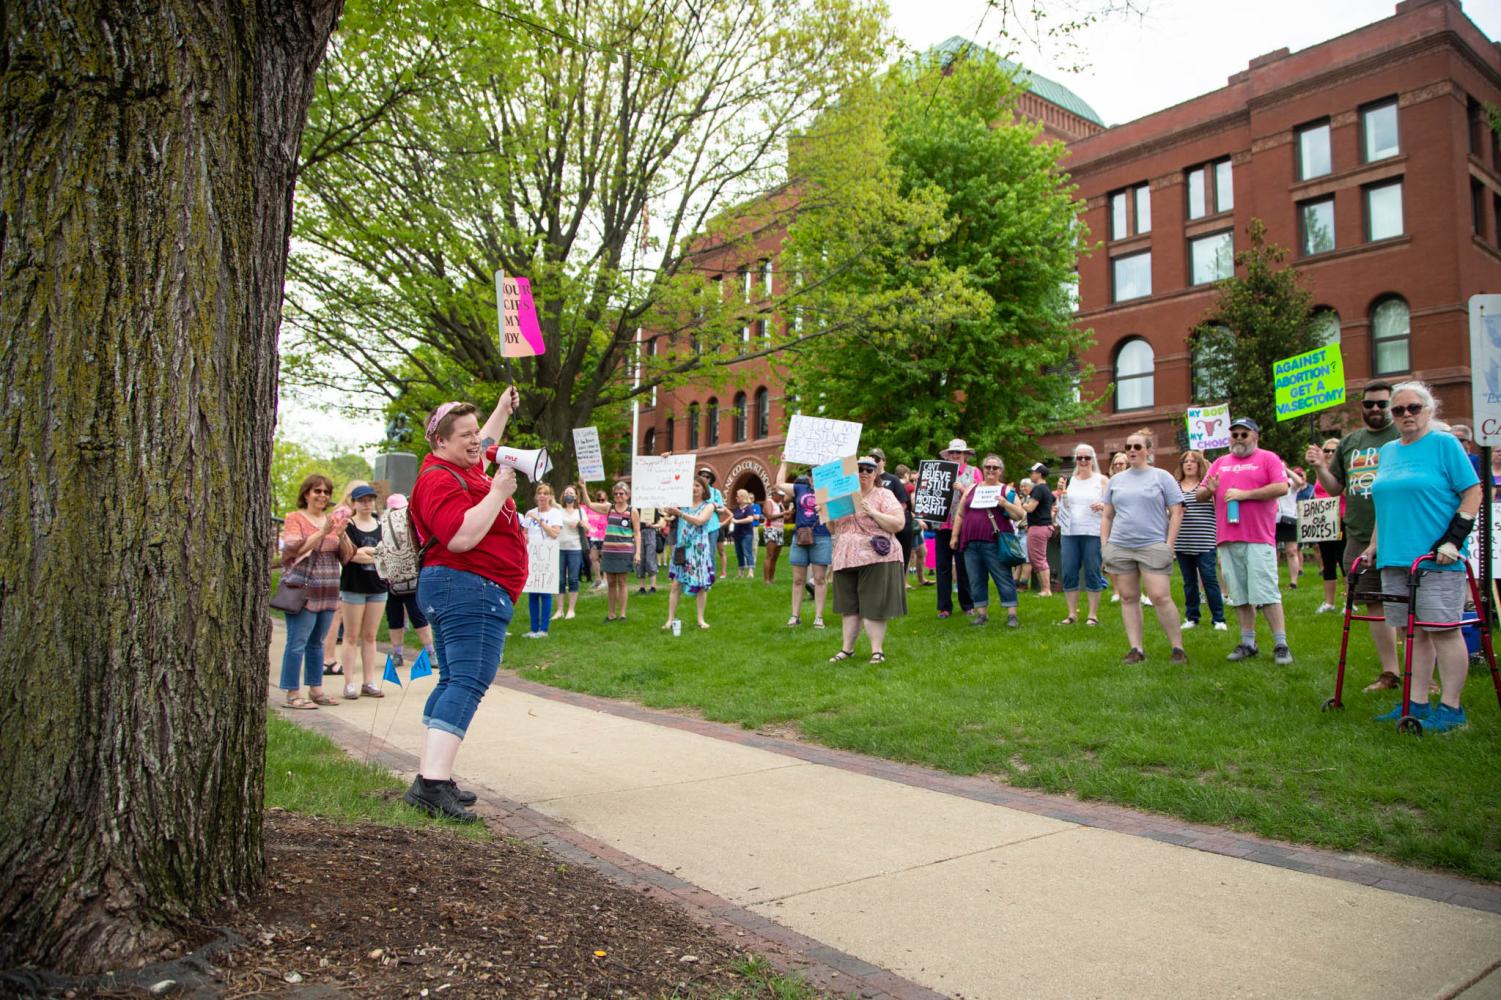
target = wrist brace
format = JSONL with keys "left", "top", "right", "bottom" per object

{"left": 1437, "top": 510, "right": 1476, "bottom": 552}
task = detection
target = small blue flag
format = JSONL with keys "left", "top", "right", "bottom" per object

{"left": 410, "top": 648, "right": 433, "bottom": 680}
{"left": 381, "top": 654, "right": 402, "bottom": 688}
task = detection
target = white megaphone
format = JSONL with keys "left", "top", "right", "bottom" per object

{"left": 485, "top": 444, "right": 552, "bottom": 481}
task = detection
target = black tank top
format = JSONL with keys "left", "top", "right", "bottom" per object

{"left": 340, "top": 520, "right": 387, "bottom": 594}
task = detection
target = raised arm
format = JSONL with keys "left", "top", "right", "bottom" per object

{"left": 479, "top": 385, "right": 520, "bottom": 446}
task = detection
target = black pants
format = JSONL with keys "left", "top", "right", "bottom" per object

{"left": 934, "top": 531, "right": 972, "bottom": 614}
{"left": 897, "top": 522, "right": 915, "bottom": 573}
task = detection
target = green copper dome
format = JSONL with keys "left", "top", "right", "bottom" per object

{"left": 931, "top": 36, "right": 1105, "bottom": 127}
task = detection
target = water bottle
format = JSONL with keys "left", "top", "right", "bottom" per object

{"left": 1226, "top": 499, "right": 1240, "bottom": 524}
{"left": 671, "top": 619, "right": 682, "bottom": 637}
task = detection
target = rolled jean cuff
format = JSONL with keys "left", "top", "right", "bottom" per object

{"left": 423, "top": 716, "right": 469, "bottom": 740}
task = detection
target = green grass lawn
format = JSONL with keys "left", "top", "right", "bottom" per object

{"left": 502, "top": 562, "right": 1501, "bottom": 882}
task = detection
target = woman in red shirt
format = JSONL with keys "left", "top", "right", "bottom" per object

{"left": 404, "top": 388, "right": 526, "bottom": 823}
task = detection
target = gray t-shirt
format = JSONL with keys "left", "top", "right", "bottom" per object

{"left": 1103, "top": 467, "right": 1182, "bottom": 548}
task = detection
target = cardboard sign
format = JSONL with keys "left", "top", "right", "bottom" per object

{"left": 913, "top": 460, "right": 959, "bottom": 522}
{"left": 496, "top": 272, "right": 546, "bottom": 358}
{"left": 1274, "top": 344, "right": 1345, "bottom": 421}
{"left": 969, "top": 484, "right": 1002, "bottom": 509}
{"left": 523, "top": 536, "right": 559, "bottom": 594}
{"left": 813, "top": 456, "right": 859, "bottom": 525}
{"left": 1469, "top": 295, "right": 1501, "bottom": 446}
{"left": 573, "top": 426, "right": 605, "bottom": 482}
{"left": 783, "top": 414, "right": 862, "bottom": 466}
{"left": 632, "top": 454, "right": 695, "bottom": 508}
{"left": 1186, "top": 403, "right": 1231, "bottom": 452}
{"left": 1296, "top": 496, "right": 1341, "bottom": 544}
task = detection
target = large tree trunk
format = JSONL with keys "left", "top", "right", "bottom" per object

{"left": 0, "top": 0, "right": 342, "bottom": 972}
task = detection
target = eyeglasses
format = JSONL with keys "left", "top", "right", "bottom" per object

{"left": 1390, "top": 403, "right": 1424, "bottom": 417}
{"left": 309, "top": 488, "right": 331, "bottom": 495}
{"left": 1230, "top": 430, "right": 1252, "bottom": 439}
{"left": 1124, "top": 443, "right": 1147, "bottom": 451}
{"left": 1362, "top": 399, "right": 1389, "bottom": 410}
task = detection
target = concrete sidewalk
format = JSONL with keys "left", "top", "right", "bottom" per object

{"left": 271, "top": 629, "right": 1501, "bottom": 999}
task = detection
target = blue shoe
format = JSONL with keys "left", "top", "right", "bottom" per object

{"left": 1424, "top": 703, "right": 1467, "bottom": 734}
{"left": 1373, "top": 700, "right": 1430, "bottom": 722}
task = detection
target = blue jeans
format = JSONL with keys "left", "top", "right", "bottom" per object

{"left": 417, "top": 566, "right": 513, "bottom": 740}
{"left": 734, "top": 532, "right": 756, "bottom": 569}
{"left": 1061, "top": 534, "right": 1105, "bottom": 592}
{"left": 1177, "top": 550, "right": 1226, "bottom": 624}
{"left": 528, "top": 592, "right": 553, "bottom": 633}
{"left": 559, "top": 548, "right": 582, "bottom": 593}
{"left": 964, "top": 540, "right": 1018, "bottom": 610}
{"left": 280, "top": 607, "right": 335, "bottom": 691}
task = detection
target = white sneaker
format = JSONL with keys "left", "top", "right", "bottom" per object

{"left": 1213, "top": 621, "right": 1228, "bottom": 631}
{"left": 1316, "top": 602, "right": 1336, "bottom": 614}
{"left": 1111, "top": 593, "right": 1121, "bottom": 603}
{"left": 1142, "top": 595, "right": 1153, "bottom": 606}
{"left": 1182, "top": 619, "right": 1197, "bottom": 630}
{"left": 523, "top": 631, "right": 540, "bottom": 639}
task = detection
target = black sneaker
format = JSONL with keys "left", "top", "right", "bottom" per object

{"left": 403, "top": 777, "right": 479, "bottom": 823}
{"left": 1226, "top": 643, "right": 1259, "bottom": 662}
{"left": 1272, "top": 644, "right": 1294, "bottom": 665}
{"left": 454, "top": 785, "right": 477, "bottom": 806}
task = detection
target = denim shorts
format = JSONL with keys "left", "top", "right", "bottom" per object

{"left": 339, "top": 590, "right": 388, "bottom": 605}
{"left": 788, "top": 533, "right": 833, "bottom": 567}
{"left": 416, "top": 565, "right": 514, "bottom": 740}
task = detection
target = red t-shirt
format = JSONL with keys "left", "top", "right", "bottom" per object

{"left": 410, "top": 455, "right": 528, "bottom": 601}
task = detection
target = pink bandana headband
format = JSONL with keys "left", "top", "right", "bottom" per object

{"left": 425, "top": 401, "right": 464, "bottom": 444}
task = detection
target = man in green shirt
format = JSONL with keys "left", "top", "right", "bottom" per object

{"left": 1305, "top": 381, "right": 1401, "bottom": 691}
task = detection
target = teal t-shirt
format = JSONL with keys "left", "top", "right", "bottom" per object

{"left": 1371, "top": 431, "right": 1479, "bottom": 572}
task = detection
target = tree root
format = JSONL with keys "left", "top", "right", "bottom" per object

{"left": 0, "top": 928, "right": 245, "bottom": 999}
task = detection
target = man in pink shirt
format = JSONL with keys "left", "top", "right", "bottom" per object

{"left": 1197, "top": 418, "right": 1293, "bottom": 664}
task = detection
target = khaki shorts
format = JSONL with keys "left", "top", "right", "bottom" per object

{"left": 1101, "top": 540, "right": 1174, "bottom": 576}
{"left": 1219, "top": 542, "right": 1281, "bottom": 607}
{"left": 1381, "top": 567, "right": 1467, "bottom": 632}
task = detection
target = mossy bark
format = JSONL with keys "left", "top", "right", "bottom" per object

{"left": 0, "top": 0, "right": 341, "bottom": 973}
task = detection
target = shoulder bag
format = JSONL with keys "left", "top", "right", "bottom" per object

{"left": 270, "top": 552, "right": 312, "bottom": 614}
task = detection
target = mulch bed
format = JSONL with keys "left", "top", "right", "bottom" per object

{"left": 58, "top": 808, "right": 760, "bottom": 998}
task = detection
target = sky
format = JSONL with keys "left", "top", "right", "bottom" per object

{"left": 280, "top": 0, "right": 1501, "bottom": 457}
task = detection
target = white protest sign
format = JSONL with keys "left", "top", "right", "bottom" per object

{"left": 573, "top": 426, "right": 605, "bottom": 482}
{"left": 1470, "top": 295, "right": 1501, "bottom": 446}
{"left": 783, "top": 414, "right": 863, "bottom": 466}
{"left": 1186, "top": 403, "right": 1231, "bottom": 452}
{"left": 969, "top": 484, "right": 1002, "bottom": 509}
{"left": 1296, "top": 496, "right": 1341, "bottom": 544}
{"left": 632, "top": 454, "right": 695, "bottom": 508}
{"left": 523, "top": 537, "right": 559, "bottom": 594}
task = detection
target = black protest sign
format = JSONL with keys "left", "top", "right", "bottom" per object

{"left": 914, "top": 460, "right": 959, "bottom": 522}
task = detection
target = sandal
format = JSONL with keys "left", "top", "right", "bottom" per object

{"left": 786, "top": 615, "right": 800, "bottom": 627}
{"left": 282, "top": 694, "right": 318, "bottom": 710}
{"left": 812, "top": 618, "right": 826, "bottom": 629}
{"left": 869, "top": 652, "right": 886, "bottom": 664}
{"left": 344, "top": 684, "right": 360, "bottom": 700}
{"left": 360, "top": 684, "right": 385, "bottom": 699}
{"left": 309, "top": 692, "right": 338, "bottom": 706}
{"left": 1085, "top": 617, "right": 1099, "bottom": 627}
{"left": 828, "top": 649, "right": 855, "bottom": 662}
{"left": 1058, "top": 615, "right": 1077, "bottom": 625}
{"left": 324, "top": 662, "right": 344, "bottom": 675}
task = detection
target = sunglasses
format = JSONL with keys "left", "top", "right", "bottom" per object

{"left": 982, "top": 465, "right": 1003, "bottom": 471}
{"left": 1361, "top": 399, "right": 1389, "bottom": 409}
{"left": 1322, "top": 447, "right": 1337, "bottom": 454}
{"left": 309, "top": 488, "right": 331, "bottom": 495}
{"left": 1124, "top": 443, "right": 1147, "bottom": 451}
{"left": 1230, "top": 430, "right": 1252, "bottom": 439}
{"left": 857, "top": 465, "right": 877, "bottom": 472}
{"left": 1390, "top": 403, "right": 1424, "bottom": 417}
{"left": 1073, "top": 455, "right": 1092, "bottom": 462}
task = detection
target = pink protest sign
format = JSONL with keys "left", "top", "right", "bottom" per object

{"left": 496, "top": 271, "right": 546, "bottom": 358}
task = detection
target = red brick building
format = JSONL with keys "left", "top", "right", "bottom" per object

{"left": 639, "top": 0, "right": 1501, "bottom": 490}
{"left": 1054, "top": 0, "right": 1501, "bottom": 466}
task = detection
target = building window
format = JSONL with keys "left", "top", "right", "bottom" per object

{"left": 1474, "top": 180, "right": 1488, "bottom": 237}
{"left": 739, "top": 324, "right": 750, "bottom": 353}
{"left": 642, "top": 428, "right": 656, "bottom": 456}
{"left": 1495, "top": 193, "right": 1501, "bottom": 249}
{"left": 1371, "top": 297, "right": 1410, "bottom": 376}
{"left": 1297, "top": 121, "right": 1332, "bottom": 180}
{"left": 1312, "top": 308, "right": 1341, "bottom": 346}
{"left": 1135, "top": 185, "right": 1151, "bottom": 233}
{"left": 1214, "top": 159, "right": 1233, "bottom": 213}
{"left": 1299, "top": 198, "right": 1335, "bottom": 256}
{"left": 1109, "top": 183, "right": 1149, "bottom": 239}
{"left": 739, "top": 267, "right": 751, "bottom": 302}
{"left": 664, "top": 416, "right": 675, "bottom": 452}
{"left": 1365, "top": 181, "right": 1403, "bottom": 241}
{"left": 762, "top": 259, "right": 773, "bottom": 297}
{"left": 1187, "top": 167, "right": 1206, "bottom": 220}
{"left": 1110, "top": 191, "right": 1128, "bottom": 239}
{"left": 687, "top": 404, "right": 700, "bottom": 449}
{"left": 732, "top": 392, "right": 747, "bottom": 443}
{"left": 1361, "top": 99, "right": 1399, "bottom": 163}
{"left": 1111, "top": 251, "right": 1151, "bottom": 303}
{"left": 1191, "top": 325, "right": 1233, "bottom": 403}
{"left": 754, "top": 387, "right": 770, "bottom": 438}
{"left": 1189, "top": 231, "right": 1234, "bottom": 285}
{"left": 1114, "top": 337, "right": 1155, "bottom": 412}
{"left": 706, "top": 398, "right": 720, "bottom": 446}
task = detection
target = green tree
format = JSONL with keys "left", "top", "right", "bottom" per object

{"left": 1191, "top": 219, "right": 1323, "bottom": 463}
{"left": 286, "top": 0, "right": 889, "bottom": 484}
{"left": 0, "top": 0, "right": 342, "bottom": 971}
{"left": 780, "top": 47, "right": 1096, "bottom": 466}
{"left": 270, "top": 436, "right": 375, "bottom": 514}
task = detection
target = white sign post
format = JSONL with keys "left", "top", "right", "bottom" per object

{"left": 523, "top": 537, "right": 560, "bottom": 594}
{"left": 632, "top": 454, "right": 696, "bottom": 508}
{"left": 783, "top": 415, "right": 863, "bottom": 466}
{"left": 1470, "top": 295, "right": 1501, "bottom": 446}
{"left": 1296, "top": 496, "right": 1341, "bottom": 544}
{"left": 573, "top": 426, "right": 605, "bottom": 482}
{"left": 1186, "top": 403, "right": 1231, "bottom": 452}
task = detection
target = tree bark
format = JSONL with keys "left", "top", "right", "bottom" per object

{"left": 0, "top": 0, "right": 342, "bottom": 972}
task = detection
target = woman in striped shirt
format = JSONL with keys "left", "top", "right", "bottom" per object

{"left": 581, "top": 479, "right": 641, "bottom": 623}
{"left": 1174, "top": 450, "right": 1225, "bottom": 630}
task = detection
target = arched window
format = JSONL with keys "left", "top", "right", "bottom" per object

{"left": 642, "top": 428, "right": 656, "bottom": 456}
{"left": 687, "top": 403, "right": 700, "bottom": 449}
{"left": 664, "top": 416, "right": 675, "bottom": 452}
{"left": 1191, "top": 325, "right": 1233, "bottom": 403}
{"left": 733, "top": 392, "right": 748, "bottom": 442}
{"left": 754, "top": 387, "right": 770, "bottom": 438}
{"left": 1371, "top": 296, "right": 1409, "bottom": 376}
{"left": 1312, "top": 307, "right": 1341, "bottom": 345}
{"left": 1114, "top": 337, "right": 1155, "bottom": 411}
{"left": 706, "top": 397, "right": 720, "bottom": 447}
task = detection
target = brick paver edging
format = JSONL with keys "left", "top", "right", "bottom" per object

{"left": 282, "top": 698, "right": 949, "bottom": 1000}
{"left": 490, "top": 672, "right": 1501, "bottom": 916}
